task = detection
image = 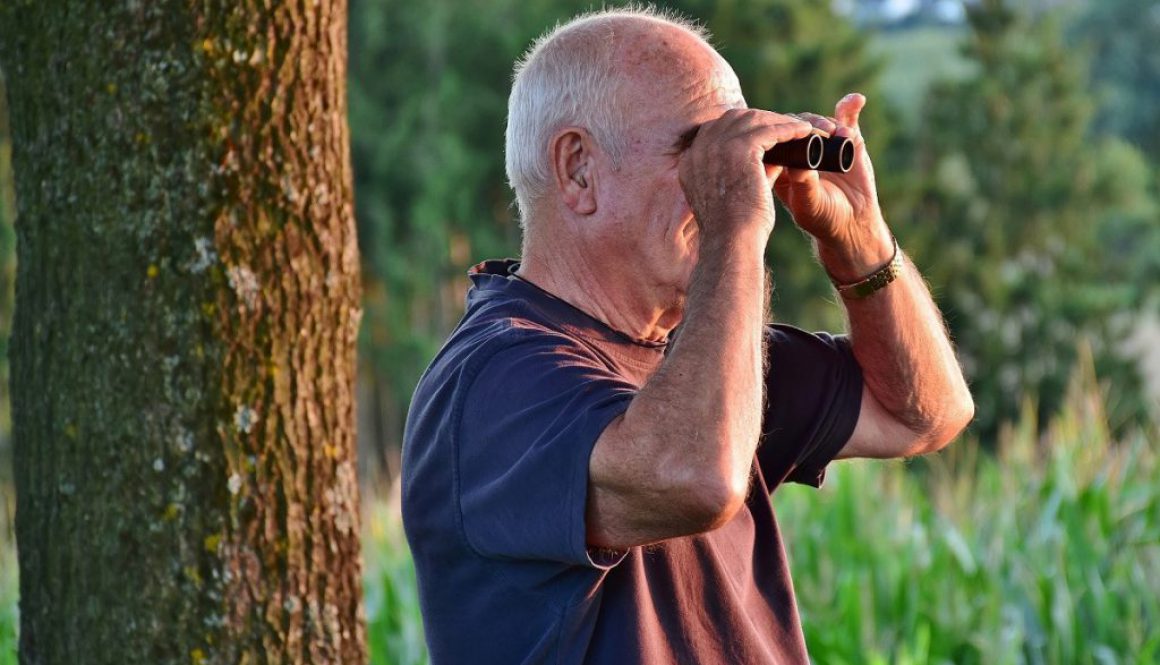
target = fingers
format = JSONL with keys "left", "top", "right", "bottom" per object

{"left": 773, "top": 94, "right": 880, "bottom": 240}
{"left": 791, "top": 94, "right": 867, "bottom": 140}
{"left": 772, "top": 164, "right": 817, "bottom": 207}
{"left": 791, "top": 112, "right": 838, "bottom": 137}
{"left": 834, "top": 92, "right": 866, "bottom": 138}
{"left": 773, "top": 159, "right": 819, "bottom": 197}
{"left": 685, "top": 109, "right": 814, "bottom": 190}
{"left": 728, "top": 113, "right": 814, "bottom": 189}
{"left": 694, "top": 108, "right": 815, "bottom": 154}
{"left": 678, "top": 109, "right": 819, "bottom": 239}
{"left": 741, "top": 115, "right": 816, "bottom": 158}
{"left": 776, "top": 164, "right": 818, "bottom": 186}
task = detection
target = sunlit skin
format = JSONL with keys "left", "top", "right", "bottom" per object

{"left": 517, "top": 32, "right": 750, "bottom": 341}
{"left": 516, "top": 17, "right": 974, "bottom": 550}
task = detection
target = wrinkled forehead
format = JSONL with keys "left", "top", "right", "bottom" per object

{"left": 615, "top": 27, "right": 745, "bottom": 138}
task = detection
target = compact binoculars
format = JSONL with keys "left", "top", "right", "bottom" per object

{"left": 764, "top": 134, "right": 855, "bottom": 173}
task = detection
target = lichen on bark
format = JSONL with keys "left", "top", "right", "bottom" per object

{"left": 0, "top": 1, "right": 366, "bottom": 662}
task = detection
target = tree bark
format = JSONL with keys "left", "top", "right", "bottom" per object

{"left": 0, "top": 1, "right": 366, "bottom": 663}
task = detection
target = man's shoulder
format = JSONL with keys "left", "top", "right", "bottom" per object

{"left": 417, "top": 301, "right": 600, "bottom": 399}
{"left": 403, "top": 304, "right": 597, "bottom": 462}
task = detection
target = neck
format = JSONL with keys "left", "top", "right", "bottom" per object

{"left": 517, "top": 246, "right": 680, "bottom": 343}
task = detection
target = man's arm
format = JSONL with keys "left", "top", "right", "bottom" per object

{"left": 818, "top": 231, "right": 975, "bottom": 459}
{"left": 778, "top": 93, "right": 974, "bottom": 459}
{"left": 586, "top": 110, "right": 814, "bottom": 550}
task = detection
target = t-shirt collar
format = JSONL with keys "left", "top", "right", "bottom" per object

{"left": 467, "top": 258, "right": 670, "bottom": 351}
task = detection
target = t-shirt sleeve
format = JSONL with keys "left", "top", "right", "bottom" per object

{"left": 455, "top": 331, "right": 635, "bottom": 569}
{"left": 757, "top": 324, "right": 863, "bottom": 490}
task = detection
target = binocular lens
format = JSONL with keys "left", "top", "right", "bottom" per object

{"left": 764, "top": 134, "right": 854, "bottom": 173}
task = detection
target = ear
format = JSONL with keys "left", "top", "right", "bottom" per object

{"left": 550, "top": 127, "right": 598, "bottom": 215}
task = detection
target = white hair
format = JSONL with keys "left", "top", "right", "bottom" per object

{"left": 504, "top": 6, "right": 710, "bottom": 229}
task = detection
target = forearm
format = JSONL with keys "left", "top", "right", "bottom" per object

{"left": 589, "top": 235, "right": 767, "bottom": 543}
{"left": 818, "top": 225, "right": 974, "bottom": 446}
{"left": 635, "top": 235, "right": 767, "bottom": 491}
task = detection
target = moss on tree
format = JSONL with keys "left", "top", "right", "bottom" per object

{"left": 0, "top": 1, "right": 366, "bottom": 662}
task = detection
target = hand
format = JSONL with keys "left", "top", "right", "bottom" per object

{"left": 679, "top": 109, "right": 814, "bottom": 246}
{"left": 773, "top": 94, "right": 893, "bottom": 277}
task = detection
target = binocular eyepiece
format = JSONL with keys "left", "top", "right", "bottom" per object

{"left": 764, "top": 134, "right": 855, "bottom": 173}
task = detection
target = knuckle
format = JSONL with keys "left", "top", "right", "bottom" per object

{"left": 733, "top": 109, "right": 762, "bottom": 126}
{"left": 720, "top": 108, "right": 746, "bottom": 122}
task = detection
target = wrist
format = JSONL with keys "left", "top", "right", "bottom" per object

{"left": 689, "top": 231, "right": 768, "bottom": 305}
{"left": 698, "top": 226, "right": 770, "bottom": 266}
{"left": 814, "top": 220, "right": 894, "bottom": 283}
{"left": 828, "top": 235, "right": 903, "bottom": 300}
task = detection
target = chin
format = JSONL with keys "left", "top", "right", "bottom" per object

{"left": 658, "top": 293, "right": 687, "bottom": 332}
{"left": 663, "top": 281, "right": 689, "bottom": 313}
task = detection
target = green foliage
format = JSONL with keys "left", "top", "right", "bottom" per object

{"left": 904, "top": 0, "right": 1158, "bottom": 436}
{"left": 363, "top": 496, "right": 427, "bottom": 665}
{"left": 0, "top": 484, "right": 15, "bottom": 665}
{"left": 0, "top": 2, "right": 1156, "bottom": 662}
{"left": 353, "top": 350, "right": 1159, "bottom": 664}
{"left": 1069, "top": 0, "right": 1160, "bottom": 159}
{"left": 350, "top": 0, "right": 506, "bottom": 419}
{"left": 348, "top": 0, "right": 1158, "bottom": 459}
{"left": 782, "top": 348, "right": 1160, "bottom": 663}
{"left": 870, "top": 26, "right": 974, "bottom": 123}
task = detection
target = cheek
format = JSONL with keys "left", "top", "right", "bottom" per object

{"left": 635, "top": 170, "right": 692, "bottom": 272}
{"left": 663, "top": 176, "right": 693, "bottom": 239}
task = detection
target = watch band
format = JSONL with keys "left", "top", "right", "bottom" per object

{"left": 830, "top": 236, "right": 903, "bottom": 300}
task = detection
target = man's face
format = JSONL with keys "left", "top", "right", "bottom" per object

{"left": 598, "top": 35, "right": 745, "bottom": 314}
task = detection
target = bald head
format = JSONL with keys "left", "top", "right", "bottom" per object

{"left": 505, "top": 8, "right": 723, "bottom": 228}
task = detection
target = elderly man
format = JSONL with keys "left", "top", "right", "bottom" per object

{"left": 401, "top": 7, "right": 973, "bottom": 664}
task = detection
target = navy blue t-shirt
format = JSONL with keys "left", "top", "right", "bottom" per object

{"left": 401, "top": 259, "right": 863, "bottom": 664}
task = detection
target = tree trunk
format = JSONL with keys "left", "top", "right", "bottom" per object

{"left": 0, "top": 1, "right": 367, "bottom": 662}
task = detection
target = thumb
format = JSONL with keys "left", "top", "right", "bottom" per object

{"left": 774, "top": 167, "right": 823, "bottom": 214}
{"left": 834, "top": 93, "right": 866, "bottom": 131}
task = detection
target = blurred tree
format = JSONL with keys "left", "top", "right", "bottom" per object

{"left": 1070, "top": 0, "right": 1160, "bottom": 305}
{"left": 1070, "top": 0, "right": 1160, "bottom": 160}
{"left": 909, "top": 0, "right": 1156, "bottom": 436}
{"left": 0, "top": 2, "right": 366, "bottom": 662}
{"left": 0, "top": 73, "right": 13, "bottom": 456}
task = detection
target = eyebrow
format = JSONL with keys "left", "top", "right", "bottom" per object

{"left": 672, "top": 124, "right": 701, "bottom": 153}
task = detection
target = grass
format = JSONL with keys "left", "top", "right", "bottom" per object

{"left": 363, "top": 485, "right": 428, "bottom": 665}
{"left": 1, "top": 355, "right": 1157, "bottom": 664}
{"left": 778, "top": 358, "right": 1160, "bottom": 664}
{"left": 0, "top": 482, "right": 15, "bottom": 665}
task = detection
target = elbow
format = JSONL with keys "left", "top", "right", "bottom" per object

{"left": 916, "top": 390, "right": 975, "bottom": 455}
{"left": 647, "top": 444, "right": 751, "bottom": 535}
{"left": 677, "top": 467, "right": 749, "bottom": 534}
{"left": 693, "top": 483, "right": 748, "bottom": 533}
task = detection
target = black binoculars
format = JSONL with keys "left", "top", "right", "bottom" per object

{"left": 764, "top": 134, "right": 855, "bottom": 173}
